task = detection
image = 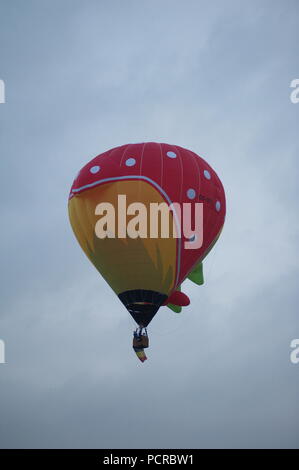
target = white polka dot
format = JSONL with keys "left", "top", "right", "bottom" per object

{"left": 215, "top": 201, "right": 221, "bottom": 212}
{"left": 204, "top": 170, "right": 211, "bottom": 180}
{"left": 166, "top": 151, "right": 177, "bottom": 159}
{"left": 187, "top": 188, "right": 196, "bottom": 199}
{"left": 125, "top": 158, "right": 136, "bottom": 167}
{"left": 90, "top": 165, "right": 100, "bottom": 174}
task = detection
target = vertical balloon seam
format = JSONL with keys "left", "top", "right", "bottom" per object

{"left": 119, "top": 143, "right": 131, "bottom": 167}
{"left": 171, "top": 145, "right": 184, "bottom": 286}
{"left": 158, "top": 143, "right": 164, "bottom": 189}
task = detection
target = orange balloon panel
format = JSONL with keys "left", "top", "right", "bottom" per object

{"left": 69, "top": 179, "right": 178, "bottom": 324}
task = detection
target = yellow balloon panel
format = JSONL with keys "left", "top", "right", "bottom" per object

{"left": 68, "top": 180, "right": 177, "bottom": 296}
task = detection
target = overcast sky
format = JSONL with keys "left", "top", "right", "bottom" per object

{"left": 0, "top": 0, "right": 298, "bottom": 449}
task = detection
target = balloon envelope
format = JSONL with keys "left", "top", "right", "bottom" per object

{"left": 68, "top": 142, "right": 226, "bottom": 326}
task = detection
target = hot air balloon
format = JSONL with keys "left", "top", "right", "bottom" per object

{"left": 68, "top": 143, "right": 226, "bottom": 362}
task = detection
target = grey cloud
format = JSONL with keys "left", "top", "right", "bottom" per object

{"left": 0, "top": 0, "right": 298, "bottom": 448}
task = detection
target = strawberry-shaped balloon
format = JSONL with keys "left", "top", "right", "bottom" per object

{"left": 68, "top": 142, "right": 226, "bottom": 330}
